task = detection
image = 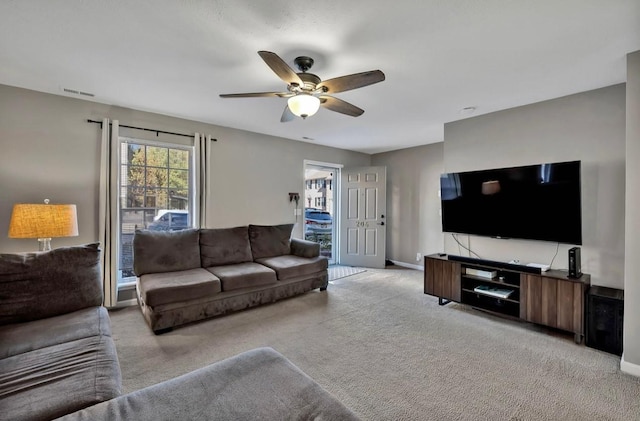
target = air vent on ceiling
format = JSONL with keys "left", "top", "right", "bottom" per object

{"left": 62, "top": 87, "right": 95, "bottom": 97}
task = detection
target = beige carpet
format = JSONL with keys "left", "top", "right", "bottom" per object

{"left": 108, "top": 267, "right": 640, "bottom": 421}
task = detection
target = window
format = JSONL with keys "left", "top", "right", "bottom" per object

{"left": 118, "top": 138, "right": 194, "bottom": 285}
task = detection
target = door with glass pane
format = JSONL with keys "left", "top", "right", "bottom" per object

{"left": 304, "top": 163, "right": 339, "bottom": 264}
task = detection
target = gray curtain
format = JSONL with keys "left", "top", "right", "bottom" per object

{"left": 195, "top": 133, "right": 212, "bottom": 228}
{"left": 99, "top": 118, "right": 119, "bottom": 307}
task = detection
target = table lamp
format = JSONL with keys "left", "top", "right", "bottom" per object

{"left": 8, "top": 199, "right": 79, "bottom": 251}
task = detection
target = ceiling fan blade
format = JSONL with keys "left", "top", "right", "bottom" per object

{"left": 281, "top": 105, "right": 295, "bottom": 122}
{"left": 318, "top": 70, "right": 385, "bottom": 94}
{"left": 258, "top": 51, "right": 304, "bottom": 87}
{"left": 319, "top": 95, "right": 364, "bottom": 117}
{"left": 219, "top": 91, "right": 289, "bottom": 98}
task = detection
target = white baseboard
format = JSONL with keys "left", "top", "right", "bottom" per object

{"left": 620, "top": 354, "right": 640, "bottom": 377}
{"left": 390, "top": 260, "right": 424, "bottom": 271}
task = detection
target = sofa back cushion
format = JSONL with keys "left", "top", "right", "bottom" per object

{"left": 248, "top": 224, "right": 294, "bottom": 259}
{"left": 200, "top": 226, "right": 253, "bottom": 267}
{"left": 133, "top": 229, "right": 201, "bottom": 276}
{"left": 0, "top": 243, "right": 103, "bottom": 325}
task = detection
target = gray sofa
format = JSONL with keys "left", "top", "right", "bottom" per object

{"left": 133, "top": 223, "right": 329, "bottom": 333}
{"left": 0, "top": 243, "right": 122, "bottom": 421}
{"left": 1, "top": 243, "right": 358, "bottom": 420}
{"left": 57, "top": 347, "right": 361, "bottom": 421}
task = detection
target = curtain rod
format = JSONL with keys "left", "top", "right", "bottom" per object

{"left": 87, "top": 119, "right": 217, "bottom": 141}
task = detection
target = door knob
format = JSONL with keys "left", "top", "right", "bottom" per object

{"left": 378, "top": 221, "right": 385, "bottom": 226}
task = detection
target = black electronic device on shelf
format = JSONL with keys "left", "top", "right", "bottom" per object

{"left": 458, "top": 262, "right": 521, "bottom": 318}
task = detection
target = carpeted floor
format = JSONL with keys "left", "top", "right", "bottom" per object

{"left": 108, "top": 267, "right": 640, "bottom": 420}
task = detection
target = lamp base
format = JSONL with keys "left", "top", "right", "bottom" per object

{"left": 38, "top": 238, "right": 52, "bottom": 251}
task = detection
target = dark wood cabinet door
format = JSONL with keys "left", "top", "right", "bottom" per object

{"left": 522, "top": 274, "right": 585, "bottom": 336}
{"left": 424, "top": 257, "right": 436, "bottom": 295}
{"left": 424, "top": 257, "right": 460, "bottom": 302}
{"left": 523, "top": 275, "right": 558, "bottom": 328}
{"left": 557, "top": 279, "right": 584, "bottom": 334}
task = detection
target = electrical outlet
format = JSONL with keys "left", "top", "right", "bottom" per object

{"left": 416, "top": 252, "right": 422, "bottom": 261}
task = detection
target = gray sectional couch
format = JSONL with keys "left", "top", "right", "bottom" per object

{"left": 0, "top": 243, "right": 122, "bottom": 421}
{"left": 133, "top": 223, "right": 329, "bottom": 333}
{"left": 57, "top": 347, "right": 361, "bottom": 421}
{"left": 1, "top": 242, "right": 359, "bottom": 420}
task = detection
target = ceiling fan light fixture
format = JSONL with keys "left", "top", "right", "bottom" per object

{"left": 288, "top": 94, "right": 320, "bottom": 119}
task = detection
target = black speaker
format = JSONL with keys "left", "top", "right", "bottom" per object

{"left": 586, "top": 286, "right": 624, "bottom": 356}
{"left": 568, "top": 247, "right": 582, "bottom": 278}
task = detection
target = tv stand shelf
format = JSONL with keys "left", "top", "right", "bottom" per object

{"left": 424, "top": 254, "right": 590, "bottom": 343}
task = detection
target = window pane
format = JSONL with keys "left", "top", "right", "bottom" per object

{"left": 169, "top": 169, "right": 189, "bottom": 188}
{"left": 127, "top": 144, "right": 145, "bottom": 165}
{"left": 146, "top": 187, "right": 168, "bottom": 209}
{"left": 169, "top": 189, "right": 189, "bottom": 209}
{"left": 127, "top": 166, "right": 145, "bottom": 187}
{"left": 169, "top": 149, "right": 189, "bottom": 169}
{"left": 124, "top": 186, "right": 145, "bottom": 208}
{"left": 118, "top": 139, "right": 193, "bottom": 287}
{"left": 146, "top": 167, "right": 168, "bottom": 188}
{"left": 146, "top": 146, "right": 168, "bottom": 167}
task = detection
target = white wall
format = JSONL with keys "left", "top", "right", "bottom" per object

{"left": 0, "top": 84, "right": 370, "bottom": 252}
{"left": 443, "top": 84, "right": 626, "bottom": 288}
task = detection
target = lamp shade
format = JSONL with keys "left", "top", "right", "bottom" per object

{"left": 9, "top": 203, "right": 79, "bottom": 239}
{"left": 288, "top": 94, "right": 321, "bottom": 119}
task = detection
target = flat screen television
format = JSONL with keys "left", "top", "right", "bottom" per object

{"left": 440, "top": 160, "right": 582, "bottom": 245}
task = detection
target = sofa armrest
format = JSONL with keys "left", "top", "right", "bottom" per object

{"left": 0, "top": 243, "right": 103, "bottom": 325}
{"left": 290, "top": 238, "right": 320, "bottom": 258}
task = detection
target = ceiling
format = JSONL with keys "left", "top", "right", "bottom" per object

{"left": 1, "top": 1, "right": 638, "bottom": 154}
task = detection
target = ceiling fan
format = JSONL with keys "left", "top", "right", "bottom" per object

{"left": 220, "top": 51, "right": 385, "bottom": 122}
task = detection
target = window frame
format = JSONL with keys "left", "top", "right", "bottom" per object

{"left": 117, "top": 136, "right": 195, "bottom": 287}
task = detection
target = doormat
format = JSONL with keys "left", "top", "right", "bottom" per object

{"left": 328, "top": 265, "right": 367, "bottom": 281}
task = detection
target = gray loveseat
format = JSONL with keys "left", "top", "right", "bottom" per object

{"left": 133, "top": 223, "right": 328, "bottom": 333}
{"left": 0, "top": 243, "right": 122, "bottom": 421}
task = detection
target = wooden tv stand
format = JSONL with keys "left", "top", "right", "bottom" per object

{"left": 424, "top": 254, "right": 591, "bottom": 343}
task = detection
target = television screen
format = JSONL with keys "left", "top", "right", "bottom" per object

{"left": 440, "top": 160, "right": 582, "bottom": 244}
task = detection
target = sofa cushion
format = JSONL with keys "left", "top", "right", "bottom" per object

{"left": 206, "top": 262, "right": 277, "bottom": 291}
{"left": 138, "top": 268, "right": 221, "bottom": 307}
{"left": 0, "top": 335, "right": 122, "bottom": 421}
{"left": 0, "top": 307, "right": 112, "bottom": 360}
{"left": 0, "top": 243, "right": 103, "bottom": 326}
{"left": 58, "top": 347, "right": 360, "bottom": 421}
{"left": 255, "top": 255, "right": 329, "bottom": 280}
{"left": 248, "top": 224, "right": 294, "bottom": 259}
{"left": 133, "top": 229, "right": 201, "bottom": 276}
{"left": 200, "top": 226, "right": 253, "bottom": 267}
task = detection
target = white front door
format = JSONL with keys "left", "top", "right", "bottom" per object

{"left": 339, "top": 166, "right": 387, "bottom": 268}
